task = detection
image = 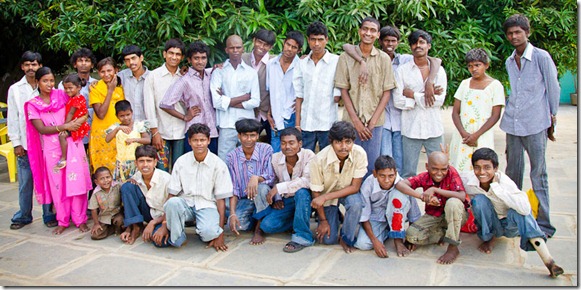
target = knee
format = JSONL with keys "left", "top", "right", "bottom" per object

{"left": 197, "top": 224, "right": 221, "bottom": 242}
{"left": 345, "top": 194, "right": 364, "bottom": 212}
{"left": 445, "top": 197, "right": 464, "bottom": 211}
{"left": 120, "top": 183, "right": 138, "bottom": 196}
{"left": 294, "top": 188, "right": 311, "bottom": 202}
{"left": 471, "top": 195, "right": 490, "bottom": 212}
{"left": 164, "top": 197, "right": 181, "bottom": 212}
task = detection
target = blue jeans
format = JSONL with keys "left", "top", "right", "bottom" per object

{"left": 380, "top": 129, "right": 403, "bottom": 173}
{"left": 184, "top": 133, "right": 218, "bottom": 155}
{"left": 158, "top": 138, "right": 185, "bottom": 172}
{"left": 302, "top": 130, "right": 329, "bottom": 152}
{"left": 164, "top": 197, "right": 222, "bottom": 247}
{"left": 401, "top": 135, "right": 443, "bottom": 178}
{"left": 355, "top": 126, "right": 382, "bottom": 179}
{"left": 225, "top": 196, "right": 257, "bottom": 232}
{"left": 120, "top": 182, "right": 153, "bottom": 227}
{"left": 505, "top": 131, "right": 555, "bottom": 237}
{"left": 271, "top": 113, "right": 296, "bottom": 153}
{"left": 217, "top": 128, "right": 239, "bottom": 161}
{"left": 354, "top": 220, "right": 389, "bottom": 250}
{"left": 11, "top": 155, "right": 56, "bottom": 225}
{"left": 320, "top": 192, "right": 364, "bottom": 247}
{"left": 471, "top": 194, "right": 546, "bottom": 251}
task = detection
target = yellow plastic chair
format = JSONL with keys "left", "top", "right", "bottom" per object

{"left": 0, "top": 102, "right": 7, "bottom": 144}
{"left": 0, "top": 126, "right": 16, "bottom": 182}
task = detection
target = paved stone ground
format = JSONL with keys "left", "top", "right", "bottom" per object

{"left": 0, "top": 106, "right": 576, "bottom": 286}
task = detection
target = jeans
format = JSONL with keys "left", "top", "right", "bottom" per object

{"left": 217, "top": 128, "right": 239, "bottom": 161}
{"left": 157, "top": 138, "right": 185, "bottom": 172}
{"left": 380, "top": 129, "right": 403, "bottom": 173}
{"left": 401, "top": 135, "right": 443, "bottom": 178}
{"left": 270, "top": 113, "right": 296, "bottom": 153}
{"left": 320, "top": 192, "right": 364, "bottom": 247}
{"left": 354, "top": 220, "right": 389, "bottom": 250}
{"left": 302, "top": 130, "right": 329, "bottom": 152}
{"left": 505, "top": 131, "right": 555, "bottom": 237}
{"left": 11, "top": 155, "right": 56, "bottom": 225}
{"left": 355, "top": 126, "right": 382, "bottom": 179}
{"left": 120, "top": 182, "right": 153, "bottom": 227}
{"left": 225, "top": 196, "right": 257, "bottom": 232}
{"left": 164, "top": 197, "right": 223, "bottom": 247}
{"left": 471, "top": 194, "right": 546, "bottom": 251}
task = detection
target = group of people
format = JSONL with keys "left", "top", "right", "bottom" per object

{"left": 6, "top": 13, "right": 563, "bottom": 278}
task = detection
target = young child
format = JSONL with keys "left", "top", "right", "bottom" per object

{"left": 88, "top": 167, "right": 124, "bottom": 240}
{"left": 105, "top": 100, "right": 150, "bottom": 182}
{"left": 461, "top": 147, "right": 564, "bottom": 278}
{"left": 450, "top": 48, "right": 504, "bottom": 172}
{"left": 55, "top": 74, "right": 91, "bottom": 170}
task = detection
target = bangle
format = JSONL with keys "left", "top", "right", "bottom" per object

{"left": 319, "top": 218, "right": 327, "bottom": 222}
{"left": 182, "top": 115, "right": 186, "bottom": 121}
{"left": 228, "top": 214, "right": 237, "bottom": 219}
{"left": 56, "top": 125, "right": 61, "bottom": 132}
{"left": 152, "top": 131, "right": 159, "bottom": 137}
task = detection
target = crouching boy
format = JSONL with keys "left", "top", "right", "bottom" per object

{"left": 89, "top": 167, "right": 124, "bottom": 240}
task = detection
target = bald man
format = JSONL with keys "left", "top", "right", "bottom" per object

{"left": 210, "top": 35, "right": 261, "bottom": 160}
{"left": 396, "top": 151, "right": 469, "bottom": 264}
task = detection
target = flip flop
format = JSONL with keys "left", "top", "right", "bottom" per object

{"left": 283, "top": 241, "right": 306, "bottom": 253}
{"left": 10, "top": 223, "right": 25, "bottom": 230}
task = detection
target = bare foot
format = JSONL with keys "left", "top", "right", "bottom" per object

{"left": 53, "top": 225, "right": 67, "bottom": 235}
{"left": 78, "top": 223, "right": 89, "bottom": 232}
{"left": 405, "top": 240, "right": 417, "bottom": 252}
{"left": 394, "top": 238, "right": 411, "bottom": 257}
{"left": 250, "top": 229, "right": 265, "bottom": 245}
{"left": 339, "top": 236, "right": 355, "bottom": 253}
{"left": 437, "top": 244, "right": 460, "bottom": 264}
{"left": 120, "top": 225, "right": 140, "bottom": 245}
{"left": 478, "top": 238, "right": 495, "bottom": 254}
{"left": 546, "top": 260, "right": 564, "bottom": 278}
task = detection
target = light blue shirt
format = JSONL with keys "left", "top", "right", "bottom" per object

{"left": 383, "top": 53, "right": 413, "bottom": 131}
{"left": 119, "top": 67, "right": 150, "bottom": 122}
{"left": 266, "top": 54, "right": 300, "bottom": 130}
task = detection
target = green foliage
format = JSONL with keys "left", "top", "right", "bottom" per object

{"left": 0, "top": 0, "right": 577, "bottom": 105}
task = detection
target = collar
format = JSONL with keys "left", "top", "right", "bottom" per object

{"left": 16, "top": 76, "right": 36, "bottom": 89}
{"left": 411, "top": 58, "right": 431, "bottom": 69}
{"left": 273, "top": 54, "right": 299, "bottom": 68}
{"left": 236, "top": 145, "right": 260, "bottom": 162}
{"left": 510, "top": 42, "right": 533, "bottom": 61}
{"left": 93, "top": 181, "right": 120, "bottom": 194}
{"left": 250, "top": 50, "right": 270, "bottom": 67}
{"left": 276, "top": 149, "right": 304, "bottom": 166}
{"left": 159, "top": 63, "right": 181, "bottom": 77}
{"left": 188, "top": 67, "right": 210, "bottom": 79}
{"left": 371, "top": 173, "right": 403, "bottom": 194}
{"left": 134, "top": 169, "right": 160, "bottom": 187}
{"left": 324, "top": 146, "right": 353, "bottom": 167}
{"left": 308, "top": 50, "right": 332, "bottom": 64}
{"left": 223, "top": 59, "right": 252, "bottom": 70}
{"left": 129, "top": 66, "right": 149, "bottom": 80}
{"left": 191, "top": 151, "right": 211, "bottom": 165}
{"left": 356, "top": 45, "right": 379, "bottom": 58}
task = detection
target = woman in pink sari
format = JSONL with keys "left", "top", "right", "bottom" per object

{"left": 25, "top": 67, "right": 93, "bottom": 234}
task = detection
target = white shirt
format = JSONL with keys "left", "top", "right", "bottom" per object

{"left": 7, "top": 76, "right": 37, "bottom": 150}
{"left": 210, "top": 59, "right": 260, "bottom": 129}
{"left": 393, "top": 60, "right": 447, "bottom": 139}
{"left": 293, "top": 50, "right": 340, "bottom": 132}
{"left": 168, "top": 151, "right": 233, "bottom": 209}
{"left": 119, "top": 67, "right": 150, "bottom": 122}
{"left": 143, "top": 63, "right": 185, "bottom": 140}
{"left": 266, "top": 54, "right": 300, "bottom": 130}
{"left": 132, "top": 169, "right": 171, "bottom": 219}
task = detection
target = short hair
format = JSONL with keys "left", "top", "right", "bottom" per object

{"left": 35, "top": 67, "right": 53, "bottom": 81}
{"left": 235, "top": 118, "right": 262, "bottom": 134}
{"left": 285, "top": 31, "right": 305, "bottom": 50}
{"left": 374, "top": 155, "right": 397, "bottom": 171}
{"left": 279, "top": 127, "right": 302, "bottom": 142}
{"left": 471, "top": 147, "right": 499, "bottom": 169}
{"left": 408, "top": 30, "right": 432, "bottom": 45}
{"left": 361, "top": 17, "right": 381, "bottom": 30}
{"left": 93, "top": 166, "right": 111, "bottom": 179}
{"left": 62, "top": 73, "right": 87, "bottom": 88}
{"left": 114, "top": 100, "right": 132, "bottom": 114}
{"left": 135, "top": 145, "right": 158, "bottom": 160}
{"left": 20, "top": 51, "right": 42, "bottom": 65}
{"left": 164, "top": 38, "right": 185, "bottom": 53}
{"left": 465, "top": 48, "right": 490, "bottom": 64}
{"left": 96, "top": 57, "right": 117, "bottom": 71}
{"left": 186, "top": 41, "right": 210, "bottom": 59}
{"left": 121, "top": 45, "right": 142, "bottom": 58}
{"left": 503, "top": 14, "right": 530, "bottom": 34}
{"left": 69, "top": 48, "right": 96, "bottom": 67}
{"left": 254, "top": 29, "right": 276, "bottom": 46}
{"left": 306, "top": 21, "right": 328, "bottom": 38}
{"left": 380, "top": 26, "right": 401, "bottom": 41}
{"left": 187, "top": 123, "right": 211, "bottom": 139}
{"left": 328, "top": 121, "right": 357, "bottom": 142}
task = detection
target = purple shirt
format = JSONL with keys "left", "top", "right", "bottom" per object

{"left": 159, "top": 68, "right": 218, "bottom": 138}
{"left": 226, "top": 142, "right": 275, "bottom": 198}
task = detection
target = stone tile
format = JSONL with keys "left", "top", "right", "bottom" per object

{"left": 0, "top": 234, "right": 23, "bottom": 249}
{"left": 551, "top": 196, "right": 578, "bottom": 213}
{"left": 0, "top": 278, "right": 30, "bottom": 286}
{"left": 0, "top": 188, "right": 19, "bottom": 203}
{"left": 550, "top": 214, "right": 577, "bottom": 238}
{"left": 0, "top": 207, "right": 15, "bottom": 229}
{"left": 524, "top": 238, "right": 577, "bottom": 274}
{"left": 446, "top": 264, "right": 572, "bottom": 286}
{"left": 160, "top": 267, "right": 279, "bottom": 286}
{"left": 53, "top": 254, "right": 175, "bottom": 286}
{"left": 456, "top": 234, "right": 522, "bottom": 266}
{"left": 129, "top": 232, "right": 218, "bottom": 263}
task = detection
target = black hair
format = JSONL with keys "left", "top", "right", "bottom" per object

{"left": 285, "top": 31, "right": 305, "bottom": 50}
{"left": 471, "top": 147, "right": 499, "bottom": 169}
{"left": 328, "top": 121, "right": 357, "bottom": 142}
{"left": 186, "top": 41, "right": 210, "bottom": 59}
{"left": 254, "top": 29, "right": 276, "bottom": 46}
{"left": 114, "top": 100, "right": 132, "bottom": 115}
{"left": 380, "top": 26, "right": 401, "bottom": 41}
{"left": 306, "top": 21, "right": 328, "bottom": 38}
{"left": 135, "top": 145, "right": 158, "bottom": 160}
{"left": 408, "top": 30, "right": 432, "bottom": 45}
{"left": 93, "top": 166, "right": 112, "bottom": 180}
{"left": 374, "top": 155, "right": 397, "bottom": 171}
{"left": 164, "top": 38, "right": 185, "bottom": 53}
{"left": 20, "top": 51, "right": 42, "bottom": 66}
{"left": 96, "top": 57, "right": 117, "bottom": 71}
{"left": 62, "top": 73, "right": 87, "bottom": 88}
{"left": 187, "top": 123, "right": 211, "bottom": 139}
{"left": 361, "top": 17, "right": 381, "bottom": 30}
{"left": 35, "top": 67, "right": 53, "bottom": 81}
{"left": 235, "top": 118, "right": 262, "bottom": 134}
{"left": 69, "top": 48, "right": 96, "bottom": 68}
{"left": 121, "top": 45, "right": 142, "bottom": 58}
{"left": 465, "top": 48, "right": 490, "bottom": 64}
{"left": 503, "top": 14, "right": 530, "bottom": 34}
{"left": 279, "top": 127, "right": 302, "bottom": 142}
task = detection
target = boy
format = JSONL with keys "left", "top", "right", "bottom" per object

{"left": 396, "top": 151, "right": 469, "bottom": 264}
{"left": 462, "top": 148, "right": 564, "bottom": 277}
{"left": 163, "top": 123, "right": 233, "bottom": 250}
{"left": 354, "top": 155, "right": 421, "bottom": 258}
{"left": 119, "top": 45, "right": 150, "bottom": 122}
{"left": 89, "top": 167, "right": 124, "bottom": 240}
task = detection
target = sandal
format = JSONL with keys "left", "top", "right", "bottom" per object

{"left": 283, "top": 241, "right": 307, "bottom": 253}
{"left": 10, "top": 223, "right": 25, "bottom": 230}
{"left": 45, "top": 220, "right": 58, "bottom": 228}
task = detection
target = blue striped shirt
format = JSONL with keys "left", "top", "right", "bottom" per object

{"left": 226, "top": 142, "right": 275, "bottom": 198}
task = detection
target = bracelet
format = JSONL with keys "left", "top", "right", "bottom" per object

{"left": 319, "top": 218, "right": 327, "bottom": 222}
{"left": 228, "top": 214, "right": 237, "bottom": 219}
{"left": 55, "top": 125, "right": 60, "bottom": 133}
{"left": 182, "top": 115, "right": 186, "bottom": 121}
{"left": 152, "top": 131, "right": 159, "bottom": 137}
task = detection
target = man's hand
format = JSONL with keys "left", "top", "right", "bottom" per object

{"left": 316, "top": 221, "right": 331, "bottom": 243}
{"left": 184, "top": 106, "right": 201, "bottom": 122}
{"left": 14, "top": 146, "right": 25, "bottom": 157}
{"left": 311, "top": 195, "right": 327, "bottom": 209}
{"left": 493, "top": 172, "right": 501, "bottom": 184}
{"left": 179, "top": 65, "right": 189, "bottom": 75}
{"left": 91, "top": 222, "right": 103, "bottom": 236}
{"left": 266, "top": 187, "right": 278, "bottom": 204}
{"left": 403, "top": 88, "right": 415, "bottom": 99}
{"left": 439, "top": 143, "right": 450, "bottom": 157}
{"left": 266, "top": 113, "right": 276, "bottom": 130}
{"left": 358, "top": 60, "right": 369, "bottom": 85}
{"left": 422, "top": 187, "right": 438, "bottom": 204}
{"left": 229, "top": 215, "right": 240, "bottom": 235}
{"left": 424, "top": 80, "right": 435, "bottom": 107}
{"left": 152, "top": 223, "right": 169, "bottom": 246}
{"left": 142, "top": 222, "right": 156, "bottom": 242}
{"left": 434, "top": 85, "right": 444, "bottom": 95}
{"left": 207, "top": 232, "right": 228, "bottom": 251}
{"left": 372, "top": 239, "right": 388, "bottom": 258}
{"left": 125, "top": 178, "right": 138, "bottom": 185}
{"left": 151, "top": 133, "right": 164, "bottom": 150}
{"left": 106, "top": 75, "right": 118, "bottom": 92}
{"left": 245, "top": 176, "right": 260, "bottom": 200}
{"left": 272, "top": 200, "right": 284, "bottom": 210}
{"left": 427, "top": 195, "right": 441, "bottom": 207}
{"left": 119, "top": 125, "right": 132, "bottom": 134}
{"left": 462, "top": 133, "right": 479, "bottom": 147}
{"left": 354, "top": 119, "right": 372, "bottom": 141}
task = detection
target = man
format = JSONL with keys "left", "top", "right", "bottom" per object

{"left": 8, "top": 51, "right": 57, "bottom": 229}
{"left": 252, "top": 128, "right": 316, "bottom": 252}
{"left": 211, "top": 35, "right": 260, "bottom": 161}
{"left": 242, "top": 28, "right": 276, "bottom": 144}
{"left": 335, "top": 17, "right": 396, "bottom": 178}
{"left": 144, "top": 39, "right": 186, "bottom": 171}
{"left": 160, "top": 41, "right": 219, "bottom": 154}
{"left": 266, "top": 31, "right": 304, "bottom": 152}
{"left": 163, "top": 123, "right": 233, "bottom": 251}
{"left": 119, "top": 45, "right": 150, "bottom": 122}
{"left": 393, "top": 30, "right": 447, "bottom": 178}
{"left": 310, "top": 121, "right": 366, "bottom": 253}
{"left": 293, "top": 21, "right": 341, "bottom": 152}
{"left": 501, "top": 14, "right": 560, "bottom": 238}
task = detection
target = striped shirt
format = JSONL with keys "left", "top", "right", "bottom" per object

{"left": 226, "top": 142, "right": 275, "bottom": 198}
